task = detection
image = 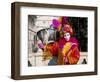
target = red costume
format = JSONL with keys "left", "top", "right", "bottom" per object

{"left": 38, "top": 16, "right": 80, "bottom": 65}
{"left": 57, "top": 37, "right": 80, "bottom": 65}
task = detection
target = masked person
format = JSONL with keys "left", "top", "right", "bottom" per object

{"left": 57, "top": 24, "right": 80, "bottom": 65}
{"left": 38, "top": 17, "right": 80, "bottom": 65}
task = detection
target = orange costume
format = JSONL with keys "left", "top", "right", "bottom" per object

{"left": 57, "top": 37, "right": 80, "bottom": 65}
{"left": 44, "top": 23, "right": 80, "bottom": 65}
{"left": 38, "top": 17, "right": 80, "bottom": 65}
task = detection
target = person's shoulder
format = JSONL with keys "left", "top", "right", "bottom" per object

{"left": 70, "top": 37, "right": 78, "bottom": 45}
{"left": 71, "top": 37, "right": 78, "bottom": 41}
{"left": 57, "top": 37, "right": 66, "bottom": 47}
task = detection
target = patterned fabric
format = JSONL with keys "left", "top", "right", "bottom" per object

{"left": 41, "top": 37, "right": 80, "bottom": 65}
{"left": 57, "top": 37, "right": 80, "bottom": 65}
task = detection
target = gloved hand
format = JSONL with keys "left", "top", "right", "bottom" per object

{"left": 38, "top": 40, "right": 44, "bottom": 49}
{"left": 38, "top": 42, "right": 44, "bottom": 49}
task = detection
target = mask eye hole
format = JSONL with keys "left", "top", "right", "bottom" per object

{"left": 66, "top": 33, "right": 70, "bottom": 36}
{"left": 64, "top": 33, "right": 70, "bottom": 37}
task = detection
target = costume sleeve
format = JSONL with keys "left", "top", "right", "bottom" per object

{"left": 48, "top": 42, "right": 59, "bottom": 56}
{"left": 67, "top": 46, "right": 80, "bottom": 64}
{"left": 44, "top": 42, "right": 59, "bottom": 57}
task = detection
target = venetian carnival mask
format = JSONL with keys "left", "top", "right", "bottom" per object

{"left": 64, "top": 32, "right": 71, "bottom": 41}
